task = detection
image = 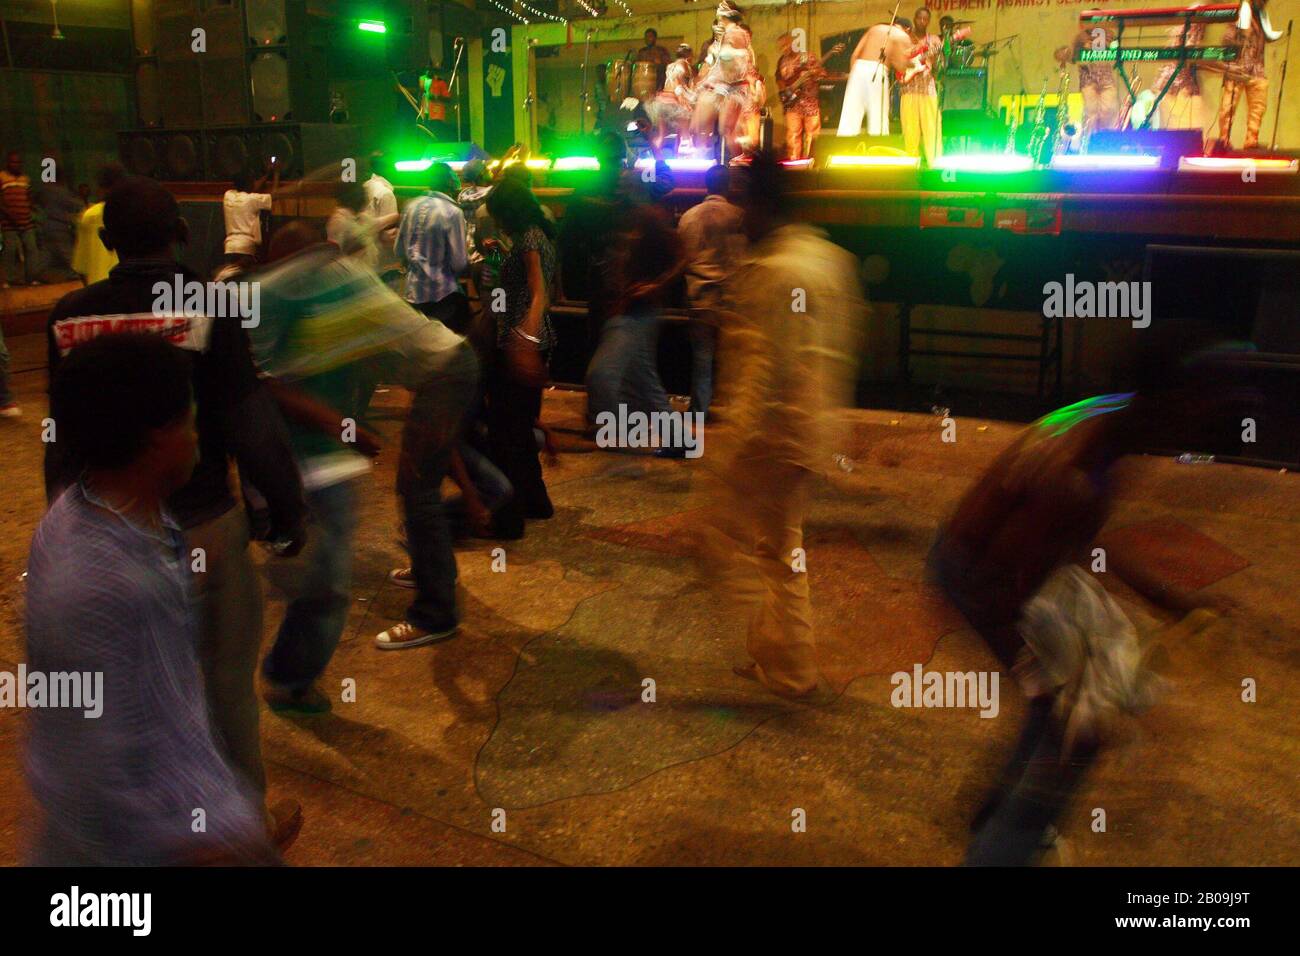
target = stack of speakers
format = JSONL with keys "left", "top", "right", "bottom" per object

{"left": 121, "top": 0, "right": 343, "bottom": 181}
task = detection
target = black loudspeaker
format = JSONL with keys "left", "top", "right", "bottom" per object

{"left": 120, "top": 130, "right": 164, "bottom": 177}
{"left": 135, "top": 61, "right": 163, "bottom": 127}
{"left": 120, "top": 123, "right": 355, "bottom": 181}
{"left": 205, "top": 127, "right": 261, "bottom": 180}
{"left": 176, "top": 200, "right": 227, "bottom": 280}
{"left": 1089, "top": 129, "right": 1203, "bottom": 170}
{"left": 131, "top": 0, "right": 157, "bottom": 56}
{"left": 386, "top": 2, "right": 432, "bottom": 72}
{"left": 120, "top": 129, "right": 206, "bottom": 179}
{"left": 136, "top": 0, "right": 327, "bottom": 129}
{"left": 245, "top": 0, "right": 288, "bottom": 45}
{"left": 940, "top": 68, "right": 987, "bottom": 111}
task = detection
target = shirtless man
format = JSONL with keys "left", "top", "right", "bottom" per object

{"left": 838, "top": 20, "right": 915, "bottom": 136}
{"left": 692, "top": 1, "right": 762, "bottom": 158}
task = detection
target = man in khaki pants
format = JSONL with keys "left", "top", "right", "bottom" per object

{"left": 1216, "top": 0, "right": 1283, "bottom": 150}
{"left": 899, "top": 8, "right": 944, "bottom": 165}
{"left": 698, "top": 153, "right": 865, "bottom": 699}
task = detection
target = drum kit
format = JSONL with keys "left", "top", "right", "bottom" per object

{"left": 939, "top": 20, "right": 1000, "bottom": 75}
{"left": 604, "top": 58, "right": 664, "bottom": 105}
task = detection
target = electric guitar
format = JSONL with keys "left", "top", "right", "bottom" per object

{"left": 898, "top": 27, "right": 970, "bottom": 83}
{"left": 778, "top": 43, "right": 845, "bottom": 108}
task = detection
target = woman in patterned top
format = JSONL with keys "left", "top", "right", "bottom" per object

{"left": 482, "top": 179, "right": 557, "bottom": 535}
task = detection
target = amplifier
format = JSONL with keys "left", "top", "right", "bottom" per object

{"left": 941, "top": 68, "right": 987, "bottom": 112}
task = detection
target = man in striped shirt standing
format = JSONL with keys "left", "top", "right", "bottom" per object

{"left": 397, "top": 163, "right": 469, "bottom": 334}
{"left": 1, "top": 150, "right": 39, "bottom": 287}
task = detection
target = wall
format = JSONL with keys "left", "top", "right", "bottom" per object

{"left": 1, "top": 0, "right": 133, "bottom": 186}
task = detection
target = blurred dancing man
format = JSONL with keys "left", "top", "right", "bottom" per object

{"left": 698, "top": 154, "right": 865, "bottom": 699}
{"left": 28, "top": 334, "right": 276, "bottom": 865}
{"left": 928, "top": 336, "right": 1237, "bottom": 864}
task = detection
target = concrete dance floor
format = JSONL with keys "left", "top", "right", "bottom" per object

{"left": 0, "top": 330, "right": 1296, "bottom": 866}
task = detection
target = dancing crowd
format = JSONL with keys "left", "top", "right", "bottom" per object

{"left": 15, "top": 124, "right": 1233, "bottom": 867}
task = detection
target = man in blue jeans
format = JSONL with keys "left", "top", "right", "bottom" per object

{"left": 0, "top": 321, "right": 17, "bottom": 417}
{"left": 583, "top": 203, "right": 683, "bottom": 430}
{"left": 253, "top": 222, "right": 478, "bottom": 683}
{"left": 376, "top": 341, "right": 478, "bottom": 648}
{"left": 251, "top": 224, "right": 384, "bottom": 712}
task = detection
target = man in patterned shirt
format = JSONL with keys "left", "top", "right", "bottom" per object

{"left": 1057, "top": 25, "right": 1119, "bottom": 138}
{"left": 776, "top": 32, "right": 827, "bottom": 162}
{"left": 899, "top": 8, "right": 944, "bottom": 165}
{"left": 1, "top": 150, "right": 38, "bottom": 287}
{"left": 1216, "top": 0, "right": 1283, "bottom": 150}
{"left": 397, "top": 163, "right": 469, "bottom": 333}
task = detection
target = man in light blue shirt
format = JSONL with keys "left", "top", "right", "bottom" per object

{"left": 397, "top": 162, "right": 469, "bottom": 332}
{"left": 27, "top": 333, "right": 275, "bottom": 865}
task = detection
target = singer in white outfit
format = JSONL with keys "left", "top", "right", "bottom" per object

{"left": 838, "top": 22, "right": 914, "bottom": 137}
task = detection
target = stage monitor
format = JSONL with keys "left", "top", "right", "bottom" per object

{"left": 1089, "top": 129, "right": 1203, "bottom": 170}
{"left": 940, "top": 68, "right": 987, "bottom": 112}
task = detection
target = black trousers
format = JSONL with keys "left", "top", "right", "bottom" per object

{"left": 485, "top": 349, "right": 551, "bottom": 533}
{"left": 416, "top": 291, "right": 472, "bottom": 336}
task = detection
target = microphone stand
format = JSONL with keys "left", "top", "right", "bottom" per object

{"left": 1269, "top": 20, "right": 1292, "bottom": 151}
{"left": 580, "top": 29, "right": 595, "bottom": 136}
{"left": 877, "top": 0, "right": 902, "bottom": 137}
{"left": 878, "top": 0, "right": 899, "bottom": 134}
{"left": 450, "top": 37, "right": 466, "bottom": 142}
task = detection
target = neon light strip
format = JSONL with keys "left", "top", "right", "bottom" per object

{"left": 1051, "top": 154, "right": 1161, "bottom": 170}
{"left": 633, "top": 157, "right": 718, "bottom": 171}
{"left": 932, "top": 154, "right": 1035, "bottom": 173}
{"left": 1179, "top": 157, "right": 1298, "bottom": 173}
{"left": 552, "top": 156, "right": 601, "bottom": 171}
{"left": 781, "top": 158, "right": 815, "bottom": 168}
{"left": 827, "top": 155, "right": 920, "bottom": 168}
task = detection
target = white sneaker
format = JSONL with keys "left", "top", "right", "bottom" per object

{"left": 387, "top": 567, "right": 415, "bottom": 589}
{"left": 374, "top": 620, "right": 458, "bottom": 650}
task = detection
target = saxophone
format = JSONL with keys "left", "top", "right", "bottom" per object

{"left": 1025, "top": 77, "right": 1051, "bottom": 163}
{"left": 1005, "top": 93, "right": 1021, "bottom": 154}
{"left": 1050, "top": 67, "right": 1072, "bottom": 159}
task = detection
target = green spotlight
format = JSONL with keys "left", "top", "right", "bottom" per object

{"left": 393, "top": 158, "right": 433, "bottom": 172}
{"left": 358, "top": 20, "right": 387, "bottom": 34}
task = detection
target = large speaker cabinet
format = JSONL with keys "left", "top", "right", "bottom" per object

{"left": 129, "top": 0, "right": 328, "bottom": 131}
